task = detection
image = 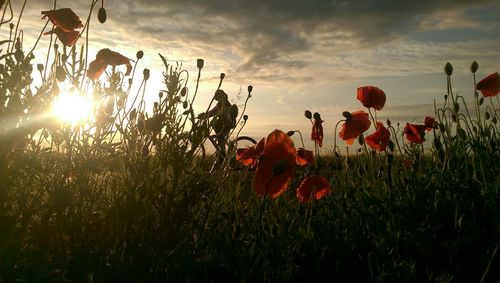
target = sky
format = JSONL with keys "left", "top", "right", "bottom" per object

{"left": 3, "top": 0, "right": 500, "bottom": 151}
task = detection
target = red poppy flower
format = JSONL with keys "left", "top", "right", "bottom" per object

{"left": 87, "top": 49, "right": 132, "bottom": 80}
{"left": 43, "top": 27, "right": 79, "bottom": 47}
{"left": 476, "top": 72, "right": 500, "bottom": 97}
{"left": 338, "top": 110, "right": 371, "bottom": 145}
{"left": 236, "top": 138, "right": 265, "bottom": 167}
{"left": 296, "top": 148, "right": 314, "bottom": 166}
{"left": 311, "top": 118, "right": 324, "bottom": 147}
{"left": 41, "top": 8, "right": 83, "bottom": 32}
{"left": 365, "top": 121, "right": 390, "bottom": 152}
{"left": 296, "top": 175, "right": 330, "bottom": 203}
{"left": 357, "top": 86, "right": 386, "bottom": 110}
{"left": 253, "top": 129, "right": 297, "bottom": 199}
{"left": 404, "top": 123, "right": 427, "bottom": 144}
{"left": 424, "top": 116, "right": 436, "bottom": 131}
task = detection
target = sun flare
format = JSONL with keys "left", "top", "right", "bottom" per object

{"left": 52, "top": 90, "right": 93, "bottom": 124}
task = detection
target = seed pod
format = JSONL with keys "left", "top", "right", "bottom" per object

{"left": 98, "top": 7, "right": 107, "bottom": 23}
{"left": 197, "top": 58, "right": 204, "bottom": 69}
{"left": 386, "top": 119, "right": 391, "bottom": 127}
{"left": 37, "top": 64, "right": 44, "bottom": 72}
{"left": 492, "top": 116, "right": 497, "bottom": 124}
{"left": 470, "top": 61, "right": 478, "bottom": 74}
{"left": 143, "top": 68, "right": 150, "bottom": 80}
{"left": 304, "top": 110, "right": 312, "bottom": 119}
{"left": 136, "top": 50, "right": 144, "bottom": 60}
{"left": 485, "top": 112, "right": 490, "bottom": 120}
{"left": 180, "top": 87, "right": 187, "bottom": 96}
{"left": 287, "top": 131, "right": 295, "bottom": 137}
{"left": 159, "top": 92, "right": 163, "bottom": 99}
{"left": 248, "top": 85, "right": 253, "bottom": 93}
{"left": 444, "top": 62, "right": 453, "bottom": 76}
{"left": 243, "top": 114, "right": 248, "bottom": 121}
{"left": 183, "top": 100, "right": 188, "bottom": 109}
{"left": 220, "top": 73, "right": 225, "bottom": 80}
{"left": 56, "top": 66, "right": 66, "bottom": 82}
{"left": 479, "top": 97, "right": 484, "bottom": 105}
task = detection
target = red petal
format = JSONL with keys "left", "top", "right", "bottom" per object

{"left": 41, "top": 8, "right": 83, "bottom": 32}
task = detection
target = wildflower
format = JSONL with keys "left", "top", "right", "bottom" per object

{"left": 43, "top": 27, "right": 79, "bottom": 47}
{"left": 87, "top": 49, "right": 132, "bottom": 80}
{"left": 41, "top": 8, "right": 83, "bottom": 32}
{"left": 296, "top": 148, "right": 314, "bottom": 166}
{"left": 296, "top": 175, "right": 330, "bottom": 203}
{"left": 424, "top": 116, "right": 436, "bottom": 131}
{"left": 339, "top": 110, "right": 371, "bottom": 145}
{"left": 365, "top": 121, "right": 390, "bottom": 152}
{"left": 237, "top": 130, "right": 297, "bottom": 198}
{"left": 357, "top": 86, "right": 386, "bottom": 110}
{"left": 311, "top": 113, "right": 324, "bottom": 147}
{"left": 476, "top": 72, "right": 500, "bottom": 97}
{"left": 404, "top": 123, "right": 426, "bottom": 144}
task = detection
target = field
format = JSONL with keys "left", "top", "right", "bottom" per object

{"left": 0, "top": 2, "right": 499, "bottom": 282}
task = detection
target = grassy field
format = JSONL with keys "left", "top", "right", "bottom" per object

{"left": 0, "top": 1, "right": 499, "bottom": 282}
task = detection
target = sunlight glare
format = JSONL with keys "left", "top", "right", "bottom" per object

{"left": 52, "top": 90, "right": 93, "bottom": 125}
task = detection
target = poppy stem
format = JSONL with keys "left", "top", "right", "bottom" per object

{"left": 333, "top": 120, "right": 344, "bottom": 157}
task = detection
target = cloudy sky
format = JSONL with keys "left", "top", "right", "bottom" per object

{"left": 4, "top": 0, "right": 500, "bottom": 150}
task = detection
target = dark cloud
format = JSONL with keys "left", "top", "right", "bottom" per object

{"left": 11, "top": 0, "right": 500, "bottom": 81}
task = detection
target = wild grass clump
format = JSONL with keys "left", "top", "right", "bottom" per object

{"left": 0, "top": 1, "right": 499, "bottom": 282}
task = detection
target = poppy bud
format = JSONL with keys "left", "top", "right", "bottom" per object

{"left": 37, "top": 64, "right": 44, "bottom": 72}
{"left": 248, "top": 85, "right": 253, "bottom": 93}
{"left": 444, "top": 95, "right": 448, "bottom": 101}
{"left": 287, "top": 131, "right": 295, "bottom": 137}
{"left": 180, "top": 87, "right": 187, "bottom": 96}
{"left": 98, "top": 7, "right": 107, "bottom": 23}
{"left": 479, "top": 97, "right": 484, "bottom": 105}
{"left": 386, "top": 119, "right": 391, "bottom": 127}
{"left": 143, "top": 68, "right": 150, "bottom": 80}
{"left": 61, "top": 54, "right": 68, "bottom": 63}
{"left": 220, "top": 73, "right": 225, "bottom": 80}
{"left": 313, "top": 112, "right": 321, "bottom": 121}
{"left": 243, "top": 114, "right": 248, "bottom": 121}
{"left": 272, "top": 159, "right": 289, "bottom": 176}
{"left": 444, "top": 62, "right": 453, "bottom": 76}
{"left": 128, "top": 78, "right": 133, "bottom": 85}
{"left": 485, "top": 111, "right": 490, "bottom": 120}
{"left": 470, "top": 61, "right": 478, "bottom": 74}
{"left": 159, "top": 92, "right": 163, "bottom": 99}
{"left": 54, "top": 43, "right": 59, "bottom": 51}
{"left": 136, "top": 50, "right": 144, "bottom": 60}
{"left": 304, "top": 110, "right": 312, "bottom": 119}
{"left": 492, "top": 116, "right": 497, "bottom": 124}
{"left": 342, "top": 111, "right": 353, "bottom": 119}
{"left": 183, "top": 100, "right": 188, "bottom": 109}
{"left": 9, "top": 23, "right": 14, "bottom": 30}
{"left": 56, "top": 66, "right": 66, "bottom": 82}
{"left": 197, "top": 58, "right": 204, "bottom": 69}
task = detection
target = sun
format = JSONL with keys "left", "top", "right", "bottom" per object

{"left": 52, "top": 90, "right": 93, "bottom": 125}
